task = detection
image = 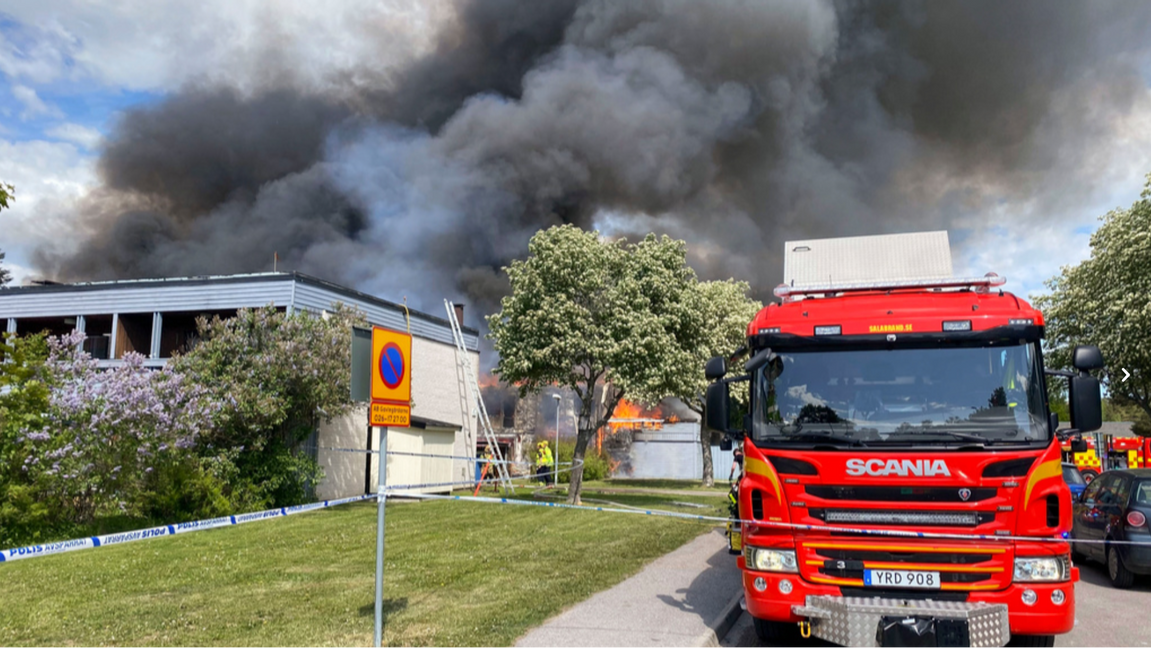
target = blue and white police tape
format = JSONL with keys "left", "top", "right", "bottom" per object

{"left": 382, "top": 460, "right": 582, "bottom": 493}
{"left": 11, "top": 463, "right": 1130, "bottom": 564}
{"left": 404, "top": 492, "right": 1151, "bottom": 547}
{"left": 0, "top": 493, "right": 375, "bottom": 563}
{"left": 301, "top": 446, "right": 532, "bottom": 466}
{"left": 0, "top": 462, "right": 580, "bottom": 563}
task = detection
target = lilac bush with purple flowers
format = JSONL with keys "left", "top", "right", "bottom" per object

{"left": 1, "top": 304, "right": 361, "bottom": 543}
{"left": 19, "top": 331, "right": 222, "bottom": 523}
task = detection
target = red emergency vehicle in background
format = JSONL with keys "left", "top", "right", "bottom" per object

{"left": 1061, "top": 435, "right": 1151, "bottom": 482}
{"left": 705, "top": 233, "right": 1103, "bottom": 647}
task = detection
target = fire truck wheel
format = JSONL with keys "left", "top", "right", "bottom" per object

{"left": 1082, "top": 469, "right": 1099, "bottom": 484}
{"left": 752, "top": 617, "right": 791, "bottom": 642}
{"left": 1006, "top": 634, "right": 1055, "bottom": 647}
{"left": 1108, "top": 545, "right": 1135, "bottom": 588}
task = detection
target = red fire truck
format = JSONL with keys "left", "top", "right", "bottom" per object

{"left": 1061, "top": 435, "right": 1151, "bottom": 482}
{"left": 705, "top": 233, "right": 1102, "bottom": 647}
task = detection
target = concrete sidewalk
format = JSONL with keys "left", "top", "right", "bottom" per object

{"left": 516, "top": 529, "right": 743, "bottom": 647}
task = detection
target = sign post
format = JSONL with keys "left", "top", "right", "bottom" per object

{"left": 370, "top": 327, "right": 410, "bottom": 647}
{"left": 374, "top": 426, "right": 388, "bottom": 648}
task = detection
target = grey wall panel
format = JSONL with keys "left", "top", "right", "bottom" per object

{"left": 0, "top": 274, "right": 479, "bottom": 351}
{"left": 291, "top": 282, "right": 479, "bottom": 350}
{"left": 610, "top": 423, "right": 735, "bottom": 481}
{"left": 0, "top": 282, "right": 294, "bottom": 317}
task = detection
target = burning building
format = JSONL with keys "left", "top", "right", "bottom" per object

{"left": 604, "top": 399, "right": 730, "bottom": 481}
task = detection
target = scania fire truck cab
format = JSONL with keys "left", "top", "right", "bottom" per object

{"left": 705, "top": 233, "right": 1103, "bottom": 647}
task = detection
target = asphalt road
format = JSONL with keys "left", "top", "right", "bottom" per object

{"left": 722, "top": 560, "right": 1151, "bottom": 647}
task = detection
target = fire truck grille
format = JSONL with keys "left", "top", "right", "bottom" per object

{"left": 806, "top": 485, "right": 997, "bottom": 503}
{"left": 818, "top": 563, "right": 992, "bottom": 584}
{"left": 805, "top": 545, "right": 1006, "bottom": 591}
{"left": 815, "top": 549, "right": 993, "bottom": 565}
{"left": 810, "top": 509, "right": 994, "bottom": 527}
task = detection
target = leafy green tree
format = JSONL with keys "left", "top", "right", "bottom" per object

{"left": 172, "top": 305, "right": 366, "bottom": 506}
{"left": 0, "top": 181, "right": 13, "bottom": 287}
{"left": 1037, "top": 174, "right": 1151, "bottom": 435}
{"left": 675, "top": 280, "right": 760, "bottom": 487}
{"left": 0, "top": 332, "right": 53, "bottom": 545}
{"left": 489, "top": 225, "right": 712, "bottom": 504}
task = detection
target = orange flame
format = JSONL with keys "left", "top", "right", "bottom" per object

{"left": 607, "top": 399, "right": 664, "bottom": 432}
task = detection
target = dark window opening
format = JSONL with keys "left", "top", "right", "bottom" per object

{"left": 83, "top": 315, "right": 114, "bottom": 360}
{"left": 115, "top": 313, "right": 153, "bottom": 359}
{"left": 14, "top": 316, "right": 77, "bottom": 339}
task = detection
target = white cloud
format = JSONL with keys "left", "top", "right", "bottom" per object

{"left": 0, "top": 0, "right": 452, "bottom": 94}
{"left": 44, "top": 122, "right": 103, "bottom": 149}
{"left": 0, "top": 138, "right": 97, "bottom": 275}
{"left": 11, "top": 84, "right": 61, "bottom": 118}
{"left": 0, "top": 19, "right": 78, "bottom": 85}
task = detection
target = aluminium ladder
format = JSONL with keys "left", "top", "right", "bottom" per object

{"left": 445, "top": 300, "right": 514, "bottom": 494}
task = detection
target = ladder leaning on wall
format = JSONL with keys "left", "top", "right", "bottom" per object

{"left": 445, "top": 300, "right": 514, "bottom": 494}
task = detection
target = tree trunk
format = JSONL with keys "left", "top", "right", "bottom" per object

{"left": 568, "top": 425, "right": 594, "bottom": 505}
{"left": 700, "top": 426, "right": 715, "bottom": 488}
{"left": 568, "top": 380, "right": 625, "bottom": 505}
{"left": 691, "top": 404, "right": 714, "bottom": 487}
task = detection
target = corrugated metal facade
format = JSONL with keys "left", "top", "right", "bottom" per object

{"left": 609, "top": 423, "right": 736, "bottom": 481}
{"left": 0, "top": 272, "right": 479, "bottom": 351}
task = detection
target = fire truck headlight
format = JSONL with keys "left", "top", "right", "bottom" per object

{"left": 1013, "top": 556, "right": 1071, "bottom": 582}
{"left": 744, "top": 546, "right": 798, "bottom": 573}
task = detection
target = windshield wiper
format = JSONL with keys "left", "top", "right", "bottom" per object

{"left": 777, "top": 430, "right": 869, "bottom": 447}
{"left": 882, "top": 430, "right": 990, "bottom": 445}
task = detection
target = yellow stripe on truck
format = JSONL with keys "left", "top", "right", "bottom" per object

{"left": 745, "top": 456, "right": 783, "bottom": 504}
{"left": 1024, "top": 459, "right": 1062, "bottom": 510}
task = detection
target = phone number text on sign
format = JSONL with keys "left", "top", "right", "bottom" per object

{"left": 371, "top": 402, "right": 410, "bottom": 427}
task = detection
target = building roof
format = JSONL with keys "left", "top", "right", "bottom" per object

{"left": 0, "top": 272, "right": 479, "bottom": 351}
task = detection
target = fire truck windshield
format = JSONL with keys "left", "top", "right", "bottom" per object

{"left": 751, "top": 342, "right": 1049, "bottom": 447}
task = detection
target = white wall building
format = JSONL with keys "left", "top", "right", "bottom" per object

{"left": 0, "top": 272, "right": 482, "bottom": 498}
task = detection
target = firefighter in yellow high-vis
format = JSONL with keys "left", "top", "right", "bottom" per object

{"left": 536, "top": 440, "right": 555, "bottom": 486}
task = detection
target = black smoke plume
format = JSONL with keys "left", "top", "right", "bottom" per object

{"left": 34, "top": 0, "right": 1151, "bottom": 317}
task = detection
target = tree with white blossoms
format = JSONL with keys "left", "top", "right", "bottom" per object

{"left": 489, "top": 224, "right": 748, "bottom": 503}
{"left": 1036, "top": 173, "right": 1151, "bottom": 434}
{"left": 674, "top": 280, "right": 761, "bottom": 487}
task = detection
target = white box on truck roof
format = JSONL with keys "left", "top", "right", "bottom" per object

{"left": 782, "top": 231, "right": 953, "bottom": 288}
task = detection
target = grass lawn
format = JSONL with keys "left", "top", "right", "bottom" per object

{"left": 0, "top": 489, "right": 725, "bottom": 647}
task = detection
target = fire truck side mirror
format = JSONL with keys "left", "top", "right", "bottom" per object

{"left": 1071, "top": 437, "right": 1088, "bottom": 454}
{"left": 705, "top": 356, "right": 728, "bottom": 381}
{"left": 1069, "top": 374, "right": 1102, "bottom": 434}
{"left": 1072, "top": 345, "right": 1105, "bottom": 372}
{"left": 719, "top": 436, "right": 733, "bottom": 452}
{"left": 705, "top": 381, "right": 730, "bottom": 433}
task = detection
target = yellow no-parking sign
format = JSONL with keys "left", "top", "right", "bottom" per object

{"left": 370, "top": 327, "right": 411, "bottom": 427}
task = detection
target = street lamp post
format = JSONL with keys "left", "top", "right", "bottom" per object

{"left": 551, "top": 393, "right": 562, "bottom": 490}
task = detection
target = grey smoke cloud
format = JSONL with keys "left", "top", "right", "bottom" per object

{"left": 34, "top": 0, "right": 1151, "bottom": 316}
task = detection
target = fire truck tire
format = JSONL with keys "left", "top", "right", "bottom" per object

{"left": 752, "top": 617, "right": 790, "bottom": 642}
{"left": 1108, "top": 545, "right": 1135, "bottom": 588}
{"left": 1007, "top": 634, "right": 1055, "bottom": 647}
{"left": 1082, "top": 469, "right": 1099, "bottom": 484}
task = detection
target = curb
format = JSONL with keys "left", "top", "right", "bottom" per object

{"left": 692, "top": 590, "right": 745, "bottom": 647}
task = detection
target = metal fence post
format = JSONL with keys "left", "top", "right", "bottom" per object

{"left": 374, "top": 426, "right": 388, "bottom": 648}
